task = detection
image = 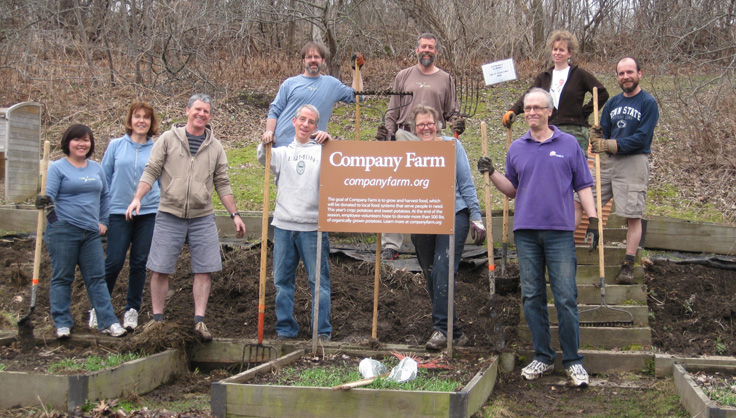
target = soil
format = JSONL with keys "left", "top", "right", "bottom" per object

{"left": 690, "top": 370, "right": 736, "bottom": 408}
{"left": 1, "top": 235, "right": 735, "bottom": 417}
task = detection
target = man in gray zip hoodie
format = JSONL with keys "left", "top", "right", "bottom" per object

{"left": 257, "top": 104, "right": 332, "bottom": 341}
{"left": 126, "top": 94, "right": 245, "bottom": 341}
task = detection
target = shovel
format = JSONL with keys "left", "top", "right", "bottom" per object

{"left": 17, "top": 140, "right": 51, "bottom": 350}
{"left": 579, "top": 87, "right": 634, "bottom": 328}
{"left": 246, "top": 142, "right": 278, "bottom": 365}
{"left": 481, "top": 122, "right": 505, "bottom": 349}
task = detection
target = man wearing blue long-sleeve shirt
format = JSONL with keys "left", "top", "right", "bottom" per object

{"left": 262, "top": 41, "right": 362, "bottom": 148}
{"left": 589, "top": 57, "right": 660, "bottom": 284}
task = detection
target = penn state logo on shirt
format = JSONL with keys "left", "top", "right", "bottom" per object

{"left": 549, "top": 151, "right": 564, "bottom": 159}
{"left": 296, "top": 160, "right": 306, "bottom": 175}
{"left": 617, "top": 120, "right": 627, "bottom": 129}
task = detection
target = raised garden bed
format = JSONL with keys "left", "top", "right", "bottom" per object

{"left": 0, "top": 345, "right": 187, "bottom": 411}
{"left": 210, "top": 348, "right": 498, "bottom": 418}
{"left": 673, "top": 362, "right": 736, "bottom": 418}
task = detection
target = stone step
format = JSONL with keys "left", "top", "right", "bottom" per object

{"left": 575, "top": 265, "right": 644, "bottom": 284}
{"left": 520, "top": 304, "right": 650, "bottom": 327}
{"left": 547, "top": 283, "right": 647, "bottom": 305}
{"left": 517, "top": 325, "right": 652, "bottom": 350}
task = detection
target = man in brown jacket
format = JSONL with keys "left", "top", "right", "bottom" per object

{"left": 126, "top": 93, "right": 245, "bottom": 341}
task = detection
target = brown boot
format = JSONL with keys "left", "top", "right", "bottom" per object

{"left": 615, "top": 260, "right": 635, "bottom": 284}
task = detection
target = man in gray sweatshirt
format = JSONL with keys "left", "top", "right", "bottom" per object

{"left": 257, "top": 104, "right": 332, "bottom": 341}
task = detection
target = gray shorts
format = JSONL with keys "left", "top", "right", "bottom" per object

{"left": 557, "top": 124, "right": 589, "bottom": 153}
{"left": 147, "top": 212, "right": 222, "bottom": 274}
{"left": 597, "top": 153, "right": 649, "bottom": 218}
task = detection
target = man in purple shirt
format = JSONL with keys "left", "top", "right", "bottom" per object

{"left": 479, "top": 88, "right": 598, "bottom": 388}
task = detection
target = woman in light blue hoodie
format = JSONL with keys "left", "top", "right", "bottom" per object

{"left": 97, "top": 101, "right": 161, "bottom": 331}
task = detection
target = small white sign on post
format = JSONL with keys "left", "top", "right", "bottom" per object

{"left": 482, "top": 58, "right": 517, "bottom": 86}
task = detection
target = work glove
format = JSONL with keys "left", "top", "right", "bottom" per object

{"left": 351, "top": 53, "right": 365, "bottom": 70}
{"left": 449, "top": 115, "right": 465, "bottom": 135}
{"left": 477, "top": 156, "right": 494, "bottom": 175}
{"left": 585, "top": 217, "right": 600, "bottom": 250}
{"left": 590, "top": 125, "right": 618, "bottom": 154}
{"left": 502, "top": 110, "right": 516, "bottom": 128}
{"left": 375, "top": 124, "right": 389, "bottom": 141}
{"left": 470, "top": 220, "right": 487, "bottom": 245}
{"left": 35, "top": 194, "right": 53, "bottom": 210}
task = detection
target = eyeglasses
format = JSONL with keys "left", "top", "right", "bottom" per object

{"left": 304, "top": 55, "right": 322, "bottom": 60}
{"left": 524, "top": 106, "right": 549, "bottom": 113}
{"left": 416, "top": 122, "right": 436, "bottom": 129}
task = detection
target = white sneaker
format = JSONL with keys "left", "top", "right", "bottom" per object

{"left": 56, "top": 327, "right": 71, "bottom": 339}
{"left": 102, "top": 323, "right": 127, "bottom": 337}
{"left": 123, "top": 308, "right": 138, "bottom": 331}
{"left": 521, "top": 360, "right": 554, "bottom": 380}
{"left": 566, "top": 363, "right": 590, "bottom": 387}
{"left": 88, "top": 309, "right": 97, "bottom": 329}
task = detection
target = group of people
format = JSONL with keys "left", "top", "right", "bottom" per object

{"left": 40, "top": 94, "right": 245, "bottom": 342}
{"left": 38, "top": 30, "right": 659, "bottom": 389}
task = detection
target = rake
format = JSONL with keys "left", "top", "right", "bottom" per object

{"left": 578, "top": 87, "right": 634, "bottom": 328}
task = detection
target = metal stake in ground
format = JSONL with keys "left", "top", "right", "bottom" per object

{"left": 17, "top": 140, "right": 50, "bottom": 351}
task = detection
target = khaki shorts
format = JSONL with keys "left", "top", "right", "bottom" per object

{"left": 596, "top": 153, "right": 649, "bottom": 218}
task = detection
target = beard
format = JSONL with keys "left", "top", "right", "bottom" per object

{"left": 305, "top": 62, "right": 322, "bottom": 76}
{"left": 419, "top": 54, "right": 435, "bottom": 67}
{"left": 620, "top": 78, "right": 639, "bottom": 94}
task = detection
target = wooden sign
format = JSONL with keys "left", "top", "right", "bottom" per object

{"left": 318, "top": 140, "right": 456, "bottom": 234}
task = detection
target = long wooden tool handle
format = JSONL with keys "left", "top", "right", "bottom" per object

{"left": 31, "top": 141, "right": 51, "bottom": 301}
{"left": 332, "top": 372, "right": 390, "bottom": 390}
{"left": 355, "top": 65, "right": 361, "bottom": 141}
{"left": 481, "top": 122, "right": 495, "bottom": 291}
{"left": 593, "top": 88, "right": 605, "bottom": 281}
{"left": 502, "top": 127, "right": 511, "bottom": 244}
{"left": 258, "top": 143, "right": 272, "bottom": 345}
{"left": 372, "top": 233, "right": 381, "bottom": 339}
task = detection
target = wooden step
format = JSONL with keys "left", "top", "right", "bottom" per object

{"left": 547, "top": 284, "right": 647, "bottom": 305}
{"left": 520, "top": 304, "right": 650, "bottom": 327}
{"left": 575, "top": 265, "right": 644, "bottom": 284}
{"left": 575, "top": 246, "right": 638, "bottom": 265}
{"left": 518, "top": 325, "right": 652, "bottom": 350}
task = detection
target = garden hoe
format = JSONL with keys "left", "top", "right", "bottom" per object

{"left": 247, "top": 142, "right": 277, "bottom": 366}
{"left": 18, "top": 140, "right": 50, "bottom": 351}
{"left": 481, "top": 122, "right": 505, "bottom": 349}
{"left": 579, "top": 87, "right": 634, "bottom": 328}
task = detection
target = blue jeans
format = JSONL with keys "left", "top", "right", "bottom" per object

{"left": 105, "top": 213, "right": 155, "bottom": 311}
{"left": 45, "top": 221, "right": 119, "bottom": 330}
{"left": 411, "top": 209, "right": 469, "bottom": 339}
{"left": 515, "top": 229, "right": 582, "bottom": 367}
{"left": 272, "top": 227, "right": 331, "bottom": 337}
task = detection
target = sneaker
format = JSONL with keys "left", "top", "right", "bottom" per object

{"left": 123, "top": 308, "right": 139, "bottom": 331}
{"left": 566, "top": 363, "right": 590, "bottom": 387}
{"left": 56, "top": 327, "right": 71, "bottom": 339}
{"left": 425, "top": 330, "right": 447, "bottom": 350}
{"left": 88, "top": 309, "right": 97, "bottom": 329}
{"left": 616, "top": 260, "right": 635, "bottom": 285}
{"left": 318, "top": 333, "right": 331, "bottom": 342}
{"left": 101, "top": 323, "right": 127, "bottom": 337}
{"left": 521, "top": 360, "right": 554, "bottom": 381}
{"left": 194, "top": 322, "right": 212, "bottom": 342}
{"left": 453, "top": 333, "right": 469, "bottom": 347}
{"left": 381, "top": 248, "right": 399, "bottom": 261}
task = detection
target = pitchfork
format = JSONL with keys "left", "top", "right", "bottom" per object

{"left": 452, "top": 76, "right": 481, "bottom": 138}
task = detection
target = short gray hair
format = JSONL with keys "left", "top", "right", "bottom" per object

{"left": 409, "top": 104, "right": 440, "bottom": 132}
{"left": 417, "top": 33, "right": 438, "bottom": 48}
{"left": 295, "top": 104, "right": 320, "bottom": 124}
{"left": 187, "top": 94, "right": 214, "bottom": 113}
{"left": 524, "top": 87, "right": 554, "bottom": 110}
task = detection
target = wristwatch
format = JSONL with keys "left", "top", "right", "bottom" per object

{"left": 230, "top": 212, "right": 241, "bottom": 219}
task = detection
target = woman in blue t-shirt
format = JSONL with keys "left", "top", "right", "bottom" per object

{"left": 38, "top": 124, "right": 126, "bottom": 339}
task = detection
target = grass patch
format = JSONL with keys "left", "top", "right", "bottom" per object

{"left": 268, "top": 358, "right": 462, "bottom": 391}
{"left": 47, "top": 352, "right": 141, "bottom": 374}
